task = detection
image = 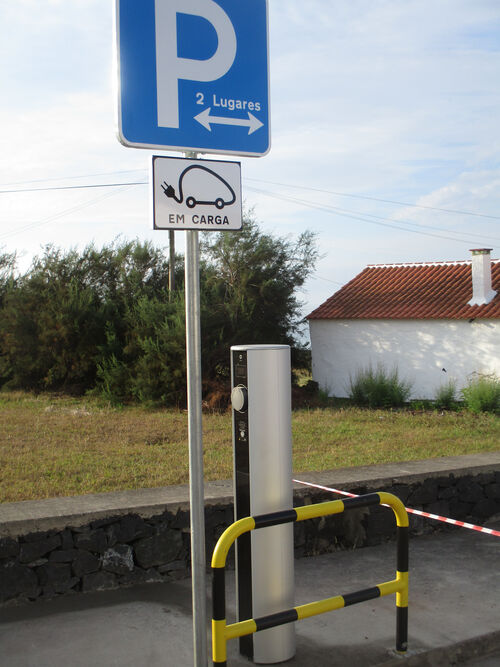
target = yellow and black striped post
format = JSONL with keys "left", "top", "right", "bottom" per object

{"left": 211, "top": 492, "right": 409, "bottom": 666}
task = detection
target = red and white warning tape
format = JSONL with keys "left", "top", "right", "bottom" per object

{"left": 292, "top": 478, "right": 500, "bottom": 538}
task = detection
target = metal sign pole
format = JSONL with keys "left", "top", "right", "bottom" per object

{"left": 184, "top": 152, "right": 208, "bottom": 667}
{"left": 117, "top": 2, "right": 266, "bottom": 661}
{"left": 168, "top": 230, "right": 175, "bottom": 298}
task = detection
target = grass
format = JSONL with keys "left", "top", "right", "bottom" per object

{"left": 1, "top": 391, "right": 499, "bottom": 503}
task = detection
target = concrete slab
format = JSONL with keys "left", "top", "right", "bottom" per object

{"left": 1, "top": 520, "right": 499, "bottom": 666}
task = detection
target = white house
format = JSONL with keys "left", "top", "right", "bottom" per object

{"left": 307, "top": 249, "right": 500, "bottom": 399}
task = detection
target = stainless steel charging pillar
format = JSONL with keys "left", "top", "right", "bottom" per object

{"left": 231, "top": 345, "right": 295, "bottom": 664}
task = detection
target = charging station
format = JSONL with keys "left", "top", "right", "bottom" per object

{"left": 230, "top": 344, "right": 295, "bottom": 664}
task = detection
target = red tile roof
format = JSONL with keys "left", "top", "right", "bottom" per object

{"left": 308, "top": 259, "right": 500, "bottom": 320}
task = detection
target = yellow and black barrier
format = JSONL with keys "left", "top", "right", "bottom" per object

{"left": 211, "top": 492, "right": 409, "bottom": 666}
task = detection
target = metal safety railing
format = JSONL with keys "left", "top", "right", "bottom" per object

{"left": 211, "top": 492, "right": 409, "bottom": 666}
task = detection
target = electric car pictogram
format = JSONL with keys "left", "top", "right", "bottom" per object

{"left": 161, "top": 165, "right": 236, "bottom": 209}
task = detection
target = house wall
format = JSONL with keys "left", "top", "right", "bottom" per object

{"left": 309, "top": 318, "right": 500, "bottom": 399}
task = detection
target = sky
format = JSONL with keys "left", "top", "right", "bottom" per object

{"left": 1, "top": 0, "right": 500, "bottom": 333}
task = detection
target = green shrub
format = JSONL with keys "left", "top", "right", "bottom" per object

{"left": 0, "top": 219, "right": 318, "bottom": 405}
{"left": 411, "top": 399, "right": 434, "bottom": 411}
{"left": 434, "top": 380, "right": 458, "bottom": 411}
{"left": 348, "top": 364, "right": 413, "bottom": 408}
{"left": 461, "top": 375, "right": 500, "bottom": 414}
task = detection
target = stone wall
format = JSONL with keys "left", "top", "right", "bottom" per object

{"left": 1, "top": 454, "right": 499, "bottom": 606}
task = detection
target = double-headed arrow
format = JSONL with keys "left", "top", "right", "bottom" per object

{"left": 194, "top": 107, "right": 264, "bottom": 135}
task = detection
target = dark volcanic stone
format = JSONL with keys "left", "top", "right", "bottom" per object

{"left": 21, "top": 530, "right": 54, "bottom": 543}
{"left": 438, "top": 486, "right": 457, "bottom": 500}
{"left": 170, "top": 509, "right": 189, "bottom": 529}
{"left": 36, "top": 563, "right": 78, "bottom": 594}
{"left": 457, "top": 480, "right": 484, "bottom": 504}
{"left": 27, "top": 558, "right": 49, "bottom": 568}
{"left": 49, "top": 549, "right": 79, "bottom": 563}
{"left": 119, "top": 568, "right": 163, "bottom": 586}
{"left": 72, "top": 551, "right": 101, "bottom": 577}
{"left": 409, "top": 514, "right": 434, "bottom": 537}
{"left": 107, "top": 515, "right": 153, "bottom": 546}
{"left": 205, "top": 509, "right": 227, "bottom": 531}
{"left": 82, "top": 571, "right": 117, "bottom": 592}
{"left": 0, "top": 563, "right": 40, "bottom": 602}
{"left": 0, "top": 537, "right": 19, "bottom": 559}
{"left": 425, "top": 501, "right": 450, "bottom": 519}
{"left": 364, "top": 505, "right": 398, "bottom": 545}
{"left": 448, "top": 500, "right": 472, "bottom": 520}
{"left": 389, "top": 484, "right": 411, "bottom": 504}
{"left": 408, "top": 480, "right": 438, "bottom": 506}
{"left": 74, "top": 529, "right": 107, "bottom": 554}
{"left": 102, "top": 545, "right": 134, "bottom": 574}
{"left": 134, "top": 530, "right": 183, "bottom": 569}
{"left": 294, "top": 523, "right": 306, "bottom": 548}
{"left": 60, "top": 529, "right": 74, "bottom": 551}
{"left": 485, "top": 483, "right": 500, "bottom": 501}
{"left": 435, "top": 475, "right": 453, "bottom": 487}
{"left": 157, "top": 560, "right": 188, "bottom": 580}
{"left": 90, "top": 515, "right": 122, "bottom": 530}
{"left": 476, "top": 472, "right": 495, "bottom": 486}
{"left": 19, "top": 535, "right": 61, "bottom": 563}
{"left": 472, "top": 498, "right": 499, "bottom": 519}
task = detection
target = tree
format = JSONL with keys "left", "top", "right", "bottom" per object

{"left": 0, "top": 219, "right": 318, "bottom": 404}
{"left": 0, "top": 249, "right": 16, "bottom": 292}
{"left": 0, "top": 240, "right": 182, "bottom": 394}
{"left": 199, "top": 214, "right": 318, "bottom": 382}
{"left": 0, "top": 246, "right": 112, "bottom": 391}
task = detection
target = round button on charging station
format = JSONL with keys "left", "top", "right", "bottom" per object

{"left": 231, "top": 385, "right": 248, "bottom": 412}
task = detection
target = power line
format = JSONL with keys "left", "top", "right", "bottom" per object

{"left": 2, "top": 173, "right": 497, "bottom": 246}
{"left": 2, "top": 169, "right": 498, "bottom": 222}
{"left": 251, "top": 186, "right": 494, "bottom": 244}
{"left": 249, "top": 183, "right": 498, "bottom": 243}
{"left": 3, "top": 180, "right": 497, "bottom": 242}
{"left": 0, "top": 181, "right": 147, "bottom": 195}
{"left": 244, "top": 177, "right": 500, "bottom": 221}
{"left": 0, "top": 186, "right": 133, "bottom": 242}
{"left": 0, "top": 169, "right": 147, "bottom": 188}
{"left": 325, "top": 203, "right": 500, "bottom": 243}
{"left": 246, "top": 186, "right": 500, "bottom": 246}
{"left": 315, "top": 275, "right": 344, "bottom": 286}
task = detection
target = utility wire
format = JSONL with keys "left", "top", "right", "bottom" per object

{"left": 0, "top": 168, "right": 146, "bottom": 187}
{"left": 249, "top": 183, "right": 499, "bottom": 243}
{"left": 0, "top": 186, "right": 132, "bottom": 242}
{"left": 2, "top": 169, "right": 498, "bottom": 222}
{"left": 2, "top": 175, "right": 498, "bottom": 246}
{"left": 246, "top": 186, "right": 500, "bottom": 246}
{"left": 314, "top": 275, "right": 344, "bottom": 286}
{"left": 252, "top": 186, "right": 495, "bottom": 245}
{"left": 244, "top": 177, "right": 500, "bottom": 221}
{"left": 0, "top": 181, "right": 147, "bottom": 195}
{"left": 319, "top": 203, "right": 500, "bottom": 243}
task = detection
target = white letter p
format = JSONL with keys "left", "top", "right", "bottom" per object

{"left": 155, "top": 0, "right": 237, "bottom": 129}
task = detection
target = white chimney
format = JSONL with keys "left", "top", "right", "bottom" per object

{"left": 468, "top": 248, "right": 497, "bottom": 306}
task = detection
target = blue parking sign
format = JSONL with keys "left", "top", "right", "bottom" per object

{"left": 115, "top": 0, "right": 270, "bottom": 157}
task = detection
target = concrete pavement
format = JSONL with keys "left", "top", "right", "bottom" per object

{"left": 1, "top": 519, "right": 499, "bottom": 666}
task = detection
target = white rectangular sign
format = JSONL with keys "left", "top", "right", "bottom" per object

{"left": 152, "top": 156, "right": 242, "bottom": 230}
